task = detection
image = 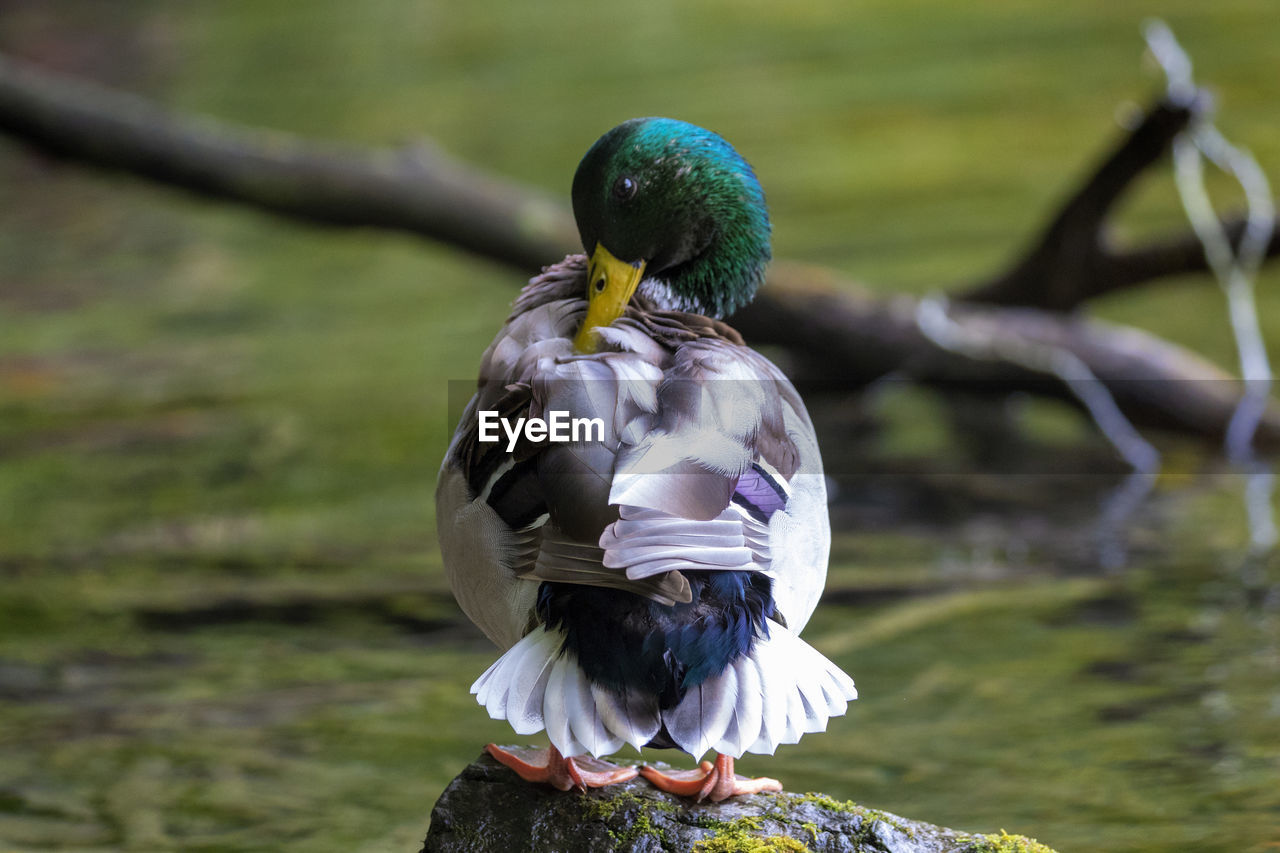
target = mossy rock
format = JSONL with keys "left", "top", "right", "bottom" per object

{"left": 421, "top": 752, "right": 1059, "bottom": 853}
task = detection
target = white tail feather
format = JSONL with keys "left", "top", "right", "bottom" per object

{"left": 676, "top": 625, "right": 857, "bottom": 759}
{"left": 565, "top": 665, "right": 624, "bottom": 757}
{"left": 471, "top": 627, "right": 562, "bottom": 737}
{"left": 782, "top": 685, "right": 805, "bottom": 744}
{"left": 591, "top": 683, "right": 661, "bottom": 752}
{"left": 543, "top": 656, "right": 585, "bottom": 756}
{"left": 471, "top": 623, "right": 855, "bottom": 761}
{"left": 751, "top": 638, "right": 790, "bottom": 754}
{"left": 719, "top": 656, "right": 764, "bottom": 756}
{"left": 666, "top": 665, "right": 739, "bottom": 759}
{"left": 470, "top": 626, "right": 646, "bottom": 758}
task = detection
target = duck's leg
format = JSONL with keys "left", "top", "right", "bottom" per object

{"left": 640, "top": 753, "right": 782, "bottom": 802}
{"left": 486, "top": 743, "right": 638, "bottom": 792}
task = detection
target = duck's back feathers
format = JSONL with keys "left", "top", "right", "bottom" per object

{"left": 438, "top": 255, "right": 852, "bottom": 757}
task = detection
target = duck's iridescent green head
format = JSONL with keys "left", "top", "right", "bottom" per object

{"left": 570, "top": 118, "right": 771, "bottom": 348}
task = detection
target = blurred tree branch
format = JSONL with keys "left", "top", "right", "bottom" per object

{"left": 962, "top": 93, "right": 1279, "bottom": 309}
{"left": 2, "top": 51, "right": 1278, "bottom": 447}
{"left": 0, "top": 53, "right": 576, "bottom": 270}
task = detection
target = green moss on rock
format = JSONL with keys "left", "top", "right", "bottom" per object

{"left": 691, "top": 815, "right": 812, "bottom": 853}
{"left": 786, "top": 792, "right": 916, "bottom": 840}
{"left": 962, "top": 829, "right": 1059, "bottom": 853}
{"left": 579, "top": 788, "right": 676, "bottom": 847}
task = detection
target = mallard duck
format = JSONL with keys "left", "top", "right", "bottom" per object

{"left": 436, "top": 117, "right": 855, "bottom": 802}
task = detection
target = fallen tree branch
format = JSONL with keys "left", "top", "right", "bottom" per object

{"left": 963, "top": 92, "right": 1280, "bottom": 309}
{"left": 738, "top": 266, "right": 1277, "bottom": 447}
{"left": 2, "top": 51, "right": 1278, "bottom": 446}
{"left": 0, "top": 53, "right": 578, "bottom": 272}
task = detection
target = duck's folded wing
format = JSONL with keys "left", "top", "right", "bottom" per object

{"left": 520, "top": 527, "right": 692, "bottom": 607}
{"left": 598, "top": 338, "right": 829, "bottom": 629}
{"left": 444, "top": 276, "right": 829, "bottom": 635}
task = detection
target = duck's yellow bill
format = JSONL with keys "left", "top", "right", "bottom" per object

{"left": 573, "top": 243, "right": 647, "bottom": 353}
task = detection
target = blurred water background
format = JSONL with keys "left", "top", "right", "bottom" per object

{"left": 0, "top": 1, "right": 1277, "bottom": 851}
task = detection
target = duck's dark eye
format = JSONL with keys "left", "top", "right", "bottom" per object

{"left": 612, "top": 175, "right": 638, "bottom": 202}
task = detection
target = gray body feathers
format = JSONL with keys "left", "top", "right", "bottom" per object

{"left": 437, "top": 256, "right": 855, "bottom": 759}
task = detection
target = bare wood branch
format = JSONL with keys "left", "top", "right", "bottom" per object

{"left": 962, "top": 94, "right": 1280, "bottom": 309}
{"left": 2, "top": 51, "right": 1279, "bottom": 447}
{"left": 1103, "top": 216, "right": 1280, "bottom": 293}
{"left": 739, "top": 264, "right": 1280, "bottom": 448}
{"left": 0, "top": 53, "right": 579, "bottom": 272}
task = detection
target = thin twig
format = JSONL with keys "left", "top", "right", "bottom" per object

{"left": 1148, "top": 19, "right": 1278, "bottom": 549}
{"left": 916, "top": 296, "right": 1159, "bottom": 473}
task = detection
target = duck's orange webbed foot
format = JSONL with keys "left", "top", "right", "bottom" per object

{"left": 639, "top": 752, "right": 782, "bottom": 802}
{"left": 486, "top": 743, "right": 638, "bottom": 792}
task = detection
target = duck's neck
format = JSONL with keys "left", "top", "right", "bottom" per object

{"left": 645, "top": 216, "right": 770, "bottom": 319}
